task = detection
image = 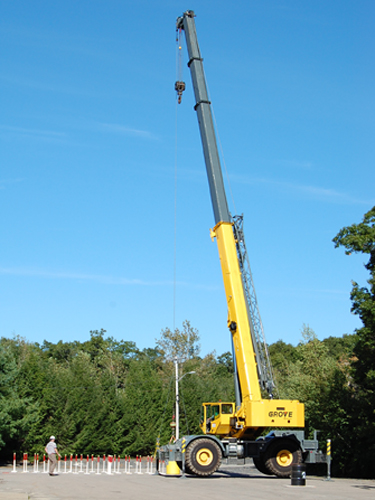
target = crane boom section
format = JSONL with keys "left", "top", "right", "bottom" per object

{"left": 177, "top": 12, "right": 230, "bottom": 225}
{"left": 178, "top": 10, "right": 261, "bottom": 402}
{"left": 214, "top": 222, "right": 262, "bottom": 402}
{"left": 177, "top": 11, "right": 305, "bottom": 435}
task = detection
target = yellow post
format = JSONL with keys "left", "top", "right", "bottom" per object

{"left": 326, "top": 439, "right": 332, "bottom": 480}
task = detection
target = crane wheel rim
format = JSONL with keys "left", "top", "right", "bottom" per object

{"left": 196, "top": 448, "right": 214, "bottom": 466}
{"left": 276, "top": 449, "right": 293, "bottom": 467}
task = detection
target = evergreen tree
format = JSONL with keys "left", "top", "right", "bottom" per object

{"left": 0, "top": 337, "right": 39, "bottom": 455}
{"left": 119, "top": 357, "right": 165, "bottom": 455}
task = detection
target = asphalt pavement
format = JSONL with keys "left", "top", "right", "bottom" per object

{"left": 1, "top": 461, "right": 374, "bottom": 500}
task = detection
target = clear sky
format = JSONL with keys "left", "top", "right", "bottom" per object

{"left": 1, "top": 0, "right": 374, "bottom": 356}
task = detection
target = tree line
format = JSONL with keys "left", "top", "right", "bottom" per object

{"left": 0, "top": 207, "right": 374, "bottom": 479}
{"left": 0, "top": 322, "right": 235, "bottom": 461}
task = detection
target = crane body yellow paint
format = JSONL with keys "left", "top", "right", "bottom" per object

{"left": 200, "top": 222, "right": 305, "bottom": 438}
{"left": 214, "top": 221, "right": 262, "bottom": 402}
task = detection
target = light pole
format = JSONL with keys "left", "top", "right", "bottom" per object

{"left": 174, "top": 358, "right": 195, "bottom": 440}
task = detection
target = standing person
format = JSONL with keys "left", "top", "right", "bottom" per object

{"left": 45, "top": 436, "right": 61, "bottom": 476}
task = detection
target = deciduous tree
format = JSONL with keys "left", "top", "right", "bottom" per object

{"left": 156, "top": 320, "right": 200, "bottom": 360}
{"left": 333, "top": 206, "right": 375, "bottom": 477}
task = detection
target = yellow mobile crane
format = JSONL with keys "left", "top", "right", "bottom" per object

{"left": 159, "top": 11, "right": 326, "bottom": 478}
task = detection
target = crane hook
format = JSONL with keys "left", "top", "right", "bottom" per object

{"left": 175, "top": 81, "right": 186, "bottom": 104}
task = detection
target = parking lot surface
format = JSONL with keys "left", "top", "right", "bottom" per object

{"left": 1, "top": 462, "right": 374, "bottom": 500}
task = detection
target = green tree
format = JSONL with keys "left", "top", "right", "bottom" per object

{"left": 269, "top": 340, "right": 298, "bottom": 390}
{"left": 0, "top": 337, "right": 40, "bottom": 457}
{"left": 276, "top": 326, "right": 336, "bottom": 436}
{"left": 322, "top": 334, "right": 357, "bottom": 360}
{"left": 333, "top": 206, "right": 375, "bottom": 477}
{"left": 216, "top": 351, "right": 234, "bottom": 376}
{"left": 119, "top": 357, "right": 164, "bottom": 455}
{"left": 0, "top": 329, "right": 238, "bottom": 461}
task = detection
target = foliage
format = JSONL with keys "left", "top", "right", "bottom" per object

{"left": 333, "top": 205, "right": 375, "bottom": 478}
{"left": 274, "top": 326, "right": 336, "bottom": 434}
{"left": 321, "top": 334, "right": 357, "bottom": 360}
{"left": 155, "top": 320, "right": 200, "bottom": 360}
{"left": 0, "top": 311, "right": 373, "bottom": 478}
{"left": 0, "top": 337, "right": 40, "bottom": 455}
{"left": 0, "top": 324, "right": 232, "bottom": 461}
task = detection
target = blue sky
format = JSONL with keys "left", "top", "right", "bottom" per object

{"left": 1, "top": 0, "right": 374, "bottom": 356}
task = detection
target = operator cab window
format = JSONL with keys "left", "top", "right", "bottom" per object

{"left": 221, "top": 403, "right": 234, "bottom": 415}
{"left": 211, "top": 405, "right": 220, "bottom": 419}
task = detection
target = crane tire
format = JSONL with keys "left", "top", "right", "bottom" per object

{"left": 176, "top": 461, "right": 193, "bottom": 475}
{"left": 264, "top": 438, "right": 302, "bottom": 478}
{"left": 185, "top": 438, "right": 222, "bottom": 476}
{"left": 253, "top": 455, "right": 273, "bottom": 475}
{"left": 183, "top": 463, "right": 194, "bottom": 475}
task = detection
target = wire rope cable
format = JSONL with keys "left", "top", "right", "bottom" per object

{"left": 173, "top": 98, "right": 178, "bottom": 331}
{"left": 172, "top": 27, "right": 184, "bottom": 331}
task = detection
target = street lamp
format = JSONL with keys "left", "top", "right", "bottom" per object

{"left": 174, "top": 358, "right": 195, "bottom": 440}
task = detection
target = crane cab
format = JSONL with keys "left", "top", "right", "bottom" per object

{"left": 200, "top": 402, "right": 235, "bottom": 437}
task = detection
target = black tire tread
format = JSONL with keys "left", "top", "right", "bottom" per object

{"left": 185, "top": 438, "right": 222, "bottom": 477}
{"left": 264, "top": 439, "right": 302, "bottom": 478}
{"left": 253, "top": 455, "right": 273, "bottom": 475}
